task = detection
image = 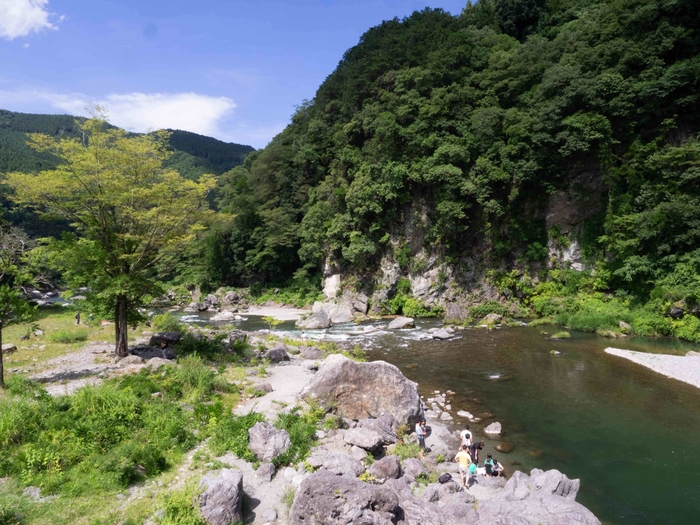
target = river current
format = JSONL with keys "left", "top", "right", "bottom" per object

{"left": 176, "top": 312, "right": 700, "bottom": 524}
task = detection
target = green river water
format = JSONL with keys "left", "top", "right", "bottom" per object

{"left": 186, "top": 312, "right": 700, "bottom": 524}
{"left": 362, "top": 324, "right": 700, "bottom": 525}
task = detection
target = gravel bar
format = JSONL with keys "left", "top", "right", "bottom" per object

{"left": 605, "top": 347, "right": 700, "bottom": 389}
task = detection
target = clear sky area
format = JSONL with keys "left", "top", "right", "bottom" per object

{"left": 0, "top": 0, "right": 469, "bottom": 148}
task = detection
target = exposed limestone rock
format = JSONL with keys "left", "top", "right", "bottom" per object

{"left": 368, "top": 455, "right": 401, "bottom": 480}
{"left": 248, "top": 422, "right": 291, "bottom": 462}
{"left": 356, "top": 414, "right": 399, "bottom": 445}
{"left": 197, "top": 469, "right": 243, "bottom": 525}
{"left": 296, "top": 309, "right": 331, "bottom": 329}
{"left": 290, "top": 471, "right": 401, "bottom": 525}
{"left": 306, "top": 449, "right": 365, "bottom": 478}
{"left": 301, "top": 354, "right": 423, "bottom": 426}
{"left": 485, "top": 422, "right": 502, "bottom": 435}
{"left": 342, "top": 428, "right": 384, "bottom": 451}
{"left": 388, "top": 317, "right": 415, "bottom": 330}
{"left": 444, "top": 302, "right": 469, "bottom": 323}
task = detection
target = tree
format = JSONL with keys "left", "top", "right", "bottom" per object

{"left": 0, "top": 224, "right": 35, "bottom": 388}
{"left": 6, "top": 113, "right": 215, "bottom": 357}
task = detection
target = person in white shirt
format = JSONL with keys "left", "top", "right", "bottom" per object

{"left": 460, "top": 425, "right": 473, "bottom": 447}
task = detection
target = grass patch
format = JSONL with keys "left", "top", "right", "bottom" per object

{"left": 0, "top": 356, "right": 234, "bottom": 498}
{"left": 390, "top": 442, "right": 422, "bottom": 461}
{"left": 209, "top": 411, "right": 265, "bottom": 462}
{"left": 282, "top": 486, "right": 296, "bottom": 516}
{"left": 551, "top": 331, "right": 570, "bottom": 339}
{"left": 176, "top": 332, "right": 249, "bottom": 362}
{"left": 158, "top": 483, "right": 206, "bottom": 525}
{"left": 47, "top": 329, "right": 89, "bottom": 344}
{"left": 272, "top": 404, "right": 325, "bottom": 468}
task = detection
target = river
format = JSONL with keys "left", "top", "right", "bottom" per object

{"left": 176, "top": 312, "right": 700, "bottom": 524}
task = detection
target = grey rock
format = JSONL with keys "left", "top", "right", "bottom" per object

{"left": 256, "top": 382, "right": 274, "bottom": 394}
{"left": 256, "top": 462, "right": 276, "bottom": 482}
{"left": 119, "top": 355, "right": 143, "bottom": 365}
{"left": 301, "top": 354, "right": 423, "bottom": 426}
{"left": 290, "top": 470, "right": 401, "bottom": 525}
{"left": 444, "top": 303, "right": 469, "bottom": 323}
{"left": 619, "top": 320, "right": 632, "bottom": 333}
{"left": 210, "top": 310, "right": 236, "bottom": 322}
{"left": 300, "top": 346, "right": 323, "bottom": 359}
{"left": 431, "top": 329, "right": 454, "bottom": 340}
{"left": 264, "top": 345, "right": 290, "bottom": 363}
{"left": 306, "top": 450, "right": 365, "bottom": 477}
{"left": 204, "top": 294, "right": 219, "bottom": 307}
{"left": 327, "top": 302, "right": 354, "bottom": 324}
{"left": 369, "top": 455, "right": 401, "bottom": 480}
{"left": 148, "top": 331, "right": 181, "bottom": 346}
{"left": 353, "top": 293, "right": 369, "bottom": 314}
{"left": 342, "top": 428, "right": 384, "bottom": 451}
{"left": 262, "top": 508, "right": 277, "bottom": 521}
{"left": 248, "top": 422, "right": 291, "bottom": 462}
{"left": 198, "top": 469, "right": 243, "bottom": 525}
{"left": 297, "top": 309, "right": 331, "bottom": 329}
{"left": 357, "top": 414, "right": 399, "bottom": 445}
{"left": 145, "top": 357, "right": 176, "bottom": 369}
{"left": 401, "top": 458, "right": 425, "bottom": 478}
{"left": 484, "top": 422, "right": 502, "bottom": 435}
{"left": 687, "top": 350, "right": 700, "bottom": 357}
{"left": 1, "top": 343, "right": 17, "bottom": 354}
{"left": 388, "top": 316, "right": 415, "bottom": 330}
{"left": 222, "top": 290, "right": 240, "bottom": 304}
{"left": 350, "top": 445, "right": 368, "bottom": 462}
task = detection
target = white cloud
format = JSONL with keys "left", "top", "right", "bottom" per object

{"left": 0, "top": 0, "right": 57, "bottom": 40}
{"left": 0, "top": 89, "right": 282, "bottom": 147}
{"left": 47, "top": 92, "right": 237, "bottom": 137}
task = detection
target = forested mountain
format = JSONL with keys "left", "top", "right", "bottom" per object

{"left": 206, "top": 0, "right": 700, "bottom": 303}
{"left": 0, "top": 109, "right": 254, "bottom": 235}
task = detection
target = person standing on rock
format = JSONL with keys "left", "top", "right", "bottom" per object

{"left": 416, "top": 418, "right": 428, "bottom": 452}
{"left": 454, "top": 445, "right": 472, "bottom": 488}
{"left": 460, "top": 425, "right": 473, "bottom": 447}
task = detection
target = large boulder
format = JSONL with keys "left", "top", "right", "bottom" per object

{"left": 290, "top": 470, "right": 401, "bottom": 525}
{"left": 368, "top": 455, "right": 401, "bottom": 480}
{"left": 444, "top": 303, "right": 469, "bottom": 323}
{"left": 306, "top": 450, "right": 365, "bottom": 477}
{"left": 388, "top": 317, "right": 415, "bottom": 330}
{"left": 297, "top": 309, "right": 331, "bottom": 330}
{"left": 198, "top": 469, "right": 243, "bottom": 525}
{"left": 482, "top": 313, "right": 503, "bottom": 325}
{"left": 210, "top": 310, "right": 236, "bottom": 322}
{"left": 471, "top": 469, "right": 601, "bottom": 525}
{"left": 264, "top": 343, "right": 290, "bottom": 363}
{"left": 327, "top": 302, "right": 354, "bottom": 324}
{"left": 222, "top": 290, "right": 240, "bottom": 304}
{"left": 401, "top": 458, "right": 425, "bottom": 479}
{"left": 301, "top": 354, "right": 423, "bottom": 426}
{"left": 300, "top": 346, "right": 323, "bottom": 360}
{"left": 248, "top": 422, "right": 291, "bottom": 462}
{"left": 484, "top": 422, "right": 502, "bottom": 435}
{"left": 431, "top": 328, "right": 454, "bottom": 340}
{"left": 342, "top": 428, "right": 384, "bottom": 451}
{"left": 149, "top": 332, "right": 181, "bottom": 347}
{"left": 357, "top": 414, "right": 399, "bottom": 445}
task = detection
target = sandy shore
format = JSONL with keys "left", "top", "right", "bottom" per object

{"left": 244, "top": 305, "right": 309, "bottom": 321}
{"left": 605, "top": 347, "right": 700, "bottom": 389}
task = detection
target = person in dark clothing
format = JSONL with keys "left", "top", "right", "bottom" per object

{"left": 75, "top": 311, "right": 81, "bottom": 325}
{"left": 468, "top": 441, "right": 484, "bottom": 463}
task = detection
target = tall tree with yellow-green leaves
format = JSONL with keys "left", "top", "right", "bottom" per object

{"left": 6, "top": 112, "right": 215, "bottom": 357}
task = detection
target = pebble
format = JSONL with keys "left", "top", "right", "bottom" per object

{"left": 262, "top": 509, "right": 278, "bottom": 521}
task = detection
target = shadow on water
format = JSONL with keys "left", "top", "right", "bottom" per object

{"left": 173, "top": 311, "right": 700, "bottom": 524}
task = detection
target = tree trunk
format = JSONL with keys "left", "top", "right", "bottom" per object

{"left": 0, "top": 322, "right": 4, "bottom": 388}
{"left": 115, "top": 294, "right": 129, "bottom": 358}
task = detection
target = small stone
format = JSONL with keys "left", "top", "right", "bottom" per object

{"left": 256, "top": 463, "right": 276, "bottom": 482}
{"left": 262, "top": 509, "right": 278, "bottom": 521}
{"left": 456, "top": 410, "right": 474, "bottom": 420}
{"left": 496, "top": 442, "right": 514, "bottom": 453}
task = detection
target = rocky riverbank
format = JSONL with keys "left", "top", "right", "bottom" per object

{"left": 197, "top": 333, "right": 601, "bottom": 525}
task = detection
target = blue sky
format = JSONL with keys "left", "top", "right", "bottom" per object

{"left": 0, "top": 0, "right": 468, "bottom": 148}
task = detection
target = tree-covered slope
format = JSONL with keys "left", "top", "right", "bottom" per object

{"left": 0, "top": 109, "right": 254, "bottom": 235}
{"left": 211, "top": 0, "right": 700, "bottom": 309}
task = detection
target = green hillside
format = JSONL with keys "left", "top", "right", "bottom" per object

{"left": 0, "top": 109, "right": 254, "bottom": 235}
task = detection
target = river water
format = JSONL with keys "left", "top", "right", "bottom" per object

{"left": 176, "top": 312, "right": 700, "bottom": 524}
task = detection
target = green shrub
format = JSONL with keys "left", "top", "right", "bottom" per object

{"left": 152, "top": 313, "right": 185, "bottom": 332}
{"left": 390, "top": 442, "right": 422, "bottom": 461}
{"left": 48, "top": 329, "right": 89, "bottom": 343}
{"left": 159, "top": 483, "right": 206, "bottom": 525}
{"left": 209, "top": 411, "right": 265, "bottom": 461}
{"left": 0, "top": 504, "right": 23, "bottom": 525}
{"left": 552, "top": 331, "right": 570, "bottom": 339}
{"left": 177, "top": 332, "right": 237, "bottom": 360}
{"left": 272, "top": 406, "right": 324, "bottom": 468}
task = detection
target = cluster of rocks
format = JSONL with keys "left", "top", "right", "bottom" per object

{"left": 296, "top": 291, "right": 370, "bottom": 329}
{"left": 184, "top": 289, "right": 250, "bottom": 314}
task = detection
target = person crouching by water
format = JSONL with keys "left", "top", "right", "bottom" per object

{"left": 415, "top": 418, "right": 428, "bottom": 455}
{"left": 454, "top": 445, "right": 472, "bottom": 488}
{"left": 484, "top": 453, "right": 506, "bottom": 477}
